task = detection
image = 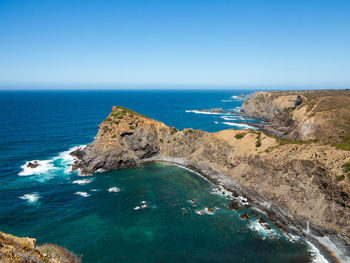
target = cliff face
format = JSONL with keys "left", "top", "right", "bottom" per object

{"left": 241, "top": 90, "right": 350, "bottom": 144}
{"left": 0, "top": 231, "right": 80, "bottom": 263}
{"left": 71, "top": 105, "right": 350, "bottom": 252}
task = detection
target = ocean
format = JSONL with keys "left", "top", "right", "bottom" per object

{"left": 0, "top": 90, "right": 324, "bottom": 262}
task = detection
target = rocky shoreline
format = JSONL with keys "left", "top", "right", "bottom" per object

{"left": 148, "top": 158, "right": 345, "bottom": 263}
{"left": 71, "top": 103, "right": 350, "bottom": 262}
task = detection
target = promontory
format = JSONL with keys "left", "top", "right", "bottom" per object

{"left": 71, "top": 90, "right": 350, "bottom": 262}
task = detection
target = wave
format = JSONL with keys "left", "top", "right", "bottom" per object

{"left": 195, "top": 208, "right": 215, "bottom": 216}
{"left": 221, "top": 100, "right": 232, "bottom": 102}
{"left": 18, "top": 145, "right": 86, "bottom": 181}
{"left": 19, "top": 160, "right": 55, "bottom": 176}
{"left": 185, "top": 110, "right": 224, "bottom": 115}
{"left": 231, "top": 96, "right": 245, "bottom": 101}
{"left": 249, "top": 220, "right": 280, "bottom": 239}
{"left": 222, "top": 122, "right": 258, "bottom": 130}
{"left": 108, "top": 187, "right": 120, "bottom": 193}
{"left": 72, "top": 179, "right": 92, "bottom": 185}
{"left": 74, "top": 191, "right": 90, "bottom": 197}
{"left": 19, "top": 193, "right": 40, "bottom": 204}
{"left": 221, "top": 117, "right": 240, "bottom": 121}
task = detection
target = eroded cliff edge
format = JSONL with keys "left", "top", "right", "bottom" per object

{"left": 0, "top": 231, "right": 80, "bottom": 263}
{"left": 241, "top": 90, "right": 350, "bottom": 145}
{"left": 71, "top": 105, "right": 350, "bottom": 261}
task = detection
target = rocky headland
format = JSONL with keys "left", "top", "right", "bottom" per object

{"left": 71, "top": 91, "right": 350, "bottom": 262}
{"left": 0, "top": 231, "right": 80, "bottom": 263}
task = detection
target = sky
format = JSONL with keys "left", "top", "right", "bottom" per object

{"left": 0, "top": 0, "right": 350, "bottom": 89}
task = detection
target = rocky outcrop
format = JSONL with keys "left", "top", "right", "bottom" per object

{"left": 0, "top": 231, "right": 80, "bottom": 263}
{"left": 241, "top": 90, "right": 350, "bottom": 144}
{"left": 71, "top": 105, "right": 350, "bottom": 261}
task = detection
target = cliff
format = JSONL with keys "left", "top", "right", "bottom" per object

{"left": 71, "top": 104, "right": 350, "bottom": 261}
{"left": 241, "top": 90, "right": 350, "bottom": 146}
{"left": 0, "top": 231, "right": 80, "bottom": 263}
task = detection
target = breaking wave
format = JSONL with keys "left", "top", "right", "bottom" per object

{"left": 19, "top": 193, "right": 40, "bottom": 204}
{"left": 221, "top": 122, "right": 258, "bottom": 130}
{"left": 73, "top": 179, "right": 93, "bottom": 185}
{"left": 18, "top": 145, "right": 86, "bottom": 181}
{"left": 185, "top": 110, "right": 224, "bottom": 115}
{"left": 74, "top": 192, "right": 90, "bottom": 197}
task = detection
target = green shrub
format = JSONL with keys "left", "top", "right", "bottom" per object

{"left": 336, "top": 175, "right": 345, "bottom": 182}
{"left": 235, "top": 133, "right": 245, "bottom": 139}
{"left": 191, "top": 148, "right": 196, "bottom": 154}
{"left": 256, "top": 131, "right": 261, "bottom": 140}
{"left": 343, "top": 162, "right": 350, "bottom": 171}
{"left": 283, "top": 107, "right": 296, "bottom": 112}
{"left": 159, "top": 138, "right": 163, "bottom": 143}
{"left": 170, "top": 127, "right": 178, "bottom": 135}
{"left": 256, "top": 141, "right": 262, "bottom": 147}
{"left": 102, "top": 126, "right": 110, "bottom": 132}
{"left": 173, "top": 137, "right": 177, "bottom": 142}
{"left": 333, "top": 143, "right": 350, "bottom": 151}
{"left": 111, "top": 134, "right": 116, "bottom": 138}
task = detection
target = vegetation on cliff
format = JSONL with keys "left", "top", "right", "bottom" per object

{"left": 0, "top": 231, "right": 80, "bottom": 263}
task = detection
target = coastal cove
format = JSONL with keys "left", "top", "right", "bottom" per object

{"left": 0, "top": 90, "right": 349, "bottom": 262}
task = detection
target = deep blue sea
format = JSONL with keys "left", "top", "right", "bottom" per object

{"left": 0, "top": 90, "right": 322, "bottom": 262}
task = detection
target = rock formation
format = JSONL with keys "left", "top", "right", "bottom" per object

{"left": 241, "top": 90, "right": 350, "bottom": 144}
{"left": 0, "top": 231, "right": 80, "bottom": 263}
{"left": 71, "top": 101, "right": 350, "bottom": 261}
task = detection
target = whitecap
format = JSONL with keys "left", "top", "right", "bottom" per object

{"left": 185, "top": 110, "right": 224, "bottom": 115}
{"left": 19, "top": 160, "right": 55, "bottom": 176}
{"left": 74, "top": 192, "right": 90, "bottom": 197}
{"left": 306, "top": 241, "right": 328, "bottom": 263}
{"left": 222, "top": 122, "right": 258, "bottom": 130}
{"left": 19, "top": 193, "right": 40, "bottom": 204}
{"left": 221, "top": 117, "right": 239, "bottom": 121}
{"left": 134, "top": 206, "right": 141, "bottom": 210}
{"left": 18, "top": 145, "right": 86, "bottom": 179}
{"left": 72, "top": 179, "right": 92, "bottom": 185}
{"left": 108, "top": 187, "right": 120, "bottom": 193}
{"left": 221, "top": 100, "right": 232, "bottom": 102}
{"left": 231, "top": 96, "right": 245, "bottom": 101}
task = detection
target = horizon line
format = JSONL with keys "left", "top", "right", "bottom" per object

{"left": 0, "top": 83, "right": 349, "bottom": 91}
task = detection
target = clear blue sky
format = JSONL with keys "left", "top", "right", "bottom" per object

{"left": 1, "top": 0, "right": 350, "bottom": 88}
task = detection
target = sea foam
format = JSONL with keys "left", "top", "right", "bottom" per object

{"left": 222, "top": 122, "right": 258, "bottom": 130}
{"left": 74, "top": 192, "right": 90, "bottom": 197}
{"left": 18, "top": 145, "right": 86, "bottom": 180}
{"left": 231, "top": 95, "right": 245, "bottom": 101}
{"left": 72, "top": 179, "right": 92, "bottom": 185}
{"left": 19, "top": 193, "right": 40, "bottom": 204}
{"left": 108, "top": 187, "right": 120, "bottom": 193}
{"left": 19, "top": 160, "right": 55, "bottom": 176}
{"left": 185, "top": 110, "right": 224, "bottom": 115}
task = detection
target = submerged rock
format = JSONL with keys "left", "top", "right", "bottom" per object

{"left": 27, "top": 161, "right": 40, "bottom": 168}
{"left": 228, "top": 200, "right": 241, "bottom": 210}
{"left": 240, "top": 213, "right": 250, "bottom": 220}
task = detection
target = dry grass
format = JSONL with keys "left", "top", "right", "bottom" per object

{"left": 37, "top": 243, "right": 81, "bottom": 263}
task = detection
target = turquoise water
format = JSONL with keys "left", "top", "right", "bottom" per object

{"left": 0, "top": 90, "right": 315, "bottom": 262}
